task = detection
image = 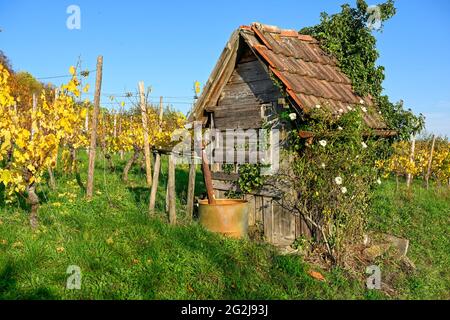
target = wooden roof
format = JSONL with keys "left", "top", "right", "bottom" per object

{"left": 190, "top": 22, "right": 393, "bottom": 134}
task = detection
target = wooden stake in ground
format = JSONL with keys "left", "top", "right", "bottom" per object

{"left": 168, "top": 153, "right": 177, "bottom": 224}
{"left": 425, "top": 135, "right": 437, "bottom": 190}
{"left": 86, "top": 55, "right": 103, "bottom": 200}
{"left": 149, "top": 97, "right": 164, "bottom": 215}
{"left": 138, "top": 81, "right": 152, "bottom": 187}
{"left": 186, "top": 162, "right": 196, "bottom": 221}
{"left": 406, "top": 136, "right": 416, "bottom": 188}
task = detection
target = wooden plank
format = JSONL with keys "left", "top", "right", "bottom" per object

{"left": 281, "top": 207, "right": 296, "bottom": 243}
{"left": 273, "top": 201, "right": 282, "bottom": 240}
{"left": 212, "top": 172, "right": 239, "bottom": 182}
{"left": 255, "top": 196, "right": 263, "bottom": 223}
{"left": 215, "top": 116, "right": 262, "bottom": 130}
{"left": 245, "top": 194, "right": 256, "bottom": 226}
{"left": 221, "top": 79, "right": 278, "bottom": 99}
{"left": 212, "top": 180, "right": 279, "bottom": 198}
{"left": 263, "top": 197, "right": 273, "bottom": 243}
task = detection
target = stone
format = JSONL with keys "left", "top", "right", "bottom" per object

{"left": 381, "top": 234, "right": 409, "bottom": 257}
{"left": 363, "top": 243, "right": 391, "bottom": 261}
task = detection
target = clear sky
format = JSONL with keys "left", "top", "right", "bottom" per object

{"left": 1, "top": 0, "right": 449, "bottom": 136}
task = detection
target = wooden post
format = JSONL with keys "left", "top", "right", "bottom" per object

{"left": 406, "top": 136, "right": 416, "bottom": 188}
{"left": 425, "top": 135, "right": 437, "bottom": 190}
{"left": 86, "top": 55, "right": 103, "bottom": 200}
{"left": 148, "top": 97, "right": 165, "bottom": 215}
{"left": 168, "top": 153, "right": 176, "bottom": 224}
{"left": 186, "top": 162, "right": 196, "bottom": 221}
{"left": 31, "top": 93, "right": 37, "bottom": 139}
{"left": 148, "top": 151, "right": 161, "bottom": 214}
{"left": 138, "top": 81, "right": 152, "bottom": 187}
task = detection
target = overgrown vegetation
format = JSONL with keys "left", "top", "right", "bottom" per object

{"left": 300, "top": 0, "right": 424, "bottom": 140}
{"left": 268, "top": 105, "right": 384, "bottom": 264}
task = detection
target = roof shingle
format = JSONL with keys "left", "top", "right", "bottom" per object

{"left": 243, "top": 22, "right": 388, "bottom": 129}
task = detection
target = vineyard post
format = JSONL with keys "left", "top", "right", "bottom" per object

{"left": 138, "top": 81, "right": 153, "bottom": 187}
{"left": 149, "top": 96, "right": 164, "bottom": 215}
{"left": 425, "top": 135, "right": 437, "bottom": 190}
{"left": 168, "top": 153, "right": 177, "bottom": 224}
{"left": 186, "top": 160, "right": 196, "bottom": 222}
{"left": 406, "top": 136, "right": 416, "bottom": 188}
{"left": 31, "top": 93, "right": 37, "bottom": 139}
{"left": 86, "top": 55, "right": 103, "bottom": 200}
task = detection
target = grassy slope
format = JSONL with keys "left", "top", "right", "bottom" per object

{"left": 369, "top": 180, "right": 450, "bottom": 299}
{"left": 0, "top": 152, "right": 447, "bottom": 299}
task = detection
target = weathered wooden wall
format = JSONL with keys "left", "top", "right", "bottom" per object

{"left": 212, "top": 45, "right": 281, "bottom": 130}
{"left": 211, "top": 172, "right": 309, "bottom": 246}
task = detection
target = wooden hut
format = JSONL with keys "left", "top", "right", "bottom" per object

{"left": 189, "top": 22, "right": 394, "bottom": 246}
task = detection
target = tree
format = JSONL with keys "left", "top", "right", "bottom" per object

{"left": 300, "top": 0, "right": 424, "bottom": 140}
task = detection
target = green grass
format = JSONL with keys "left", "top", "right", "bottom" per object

{"left": 369, "top": 179, "right": 450, "bottom": 299}
{"left": 0, "top": 152, "right": 448, "bottom": 299}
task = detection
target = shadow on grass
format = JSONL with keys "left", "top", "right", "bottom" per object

{"left": 0, "top": 261, "right": 57, "bottom": 300}
{"left": 127, "top": 186, "right": 151, "bottom": 205}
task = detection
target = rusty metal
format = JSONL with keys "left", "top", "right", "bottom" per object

{"left": 198, "top": 199, "right": 249, "bottom": 239}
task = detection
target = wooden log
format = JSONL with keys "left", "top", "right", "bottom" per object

{"left": 186, "top": 163, "right": 196, "bottom": 221}
{"left": 168, "top": 154, "right": 176, "bottom": 224}
{"left": 138, "top": 81, "right": 152, "bottom": 187}
{"left": 86, "top": 55, "right": 103, "bottom": 200}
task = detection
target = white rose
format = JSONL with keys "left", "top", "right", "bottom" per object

{"left": 319, "top": 140, "right": 327, "bottom": 147}
{"left": 289, "top": 113, "right": 297, "bottom": 121}
{"left": 335, "top": 177, "right": 343, "bottom": 185}
{"left": 362, "top": 142, "right": 368, "bottom": 149}
{"left": 341, "top": 187, "right": 348, "bottom": 194}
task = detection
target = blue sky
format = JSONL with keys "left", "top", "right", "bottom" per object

{"left": 0, "top": 0, "right": 449, "bottom": 136}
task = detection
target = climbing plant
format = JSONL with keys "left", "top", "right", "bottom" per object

{"left": 300, "top": 0, "right": 424, "bottom": 140}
